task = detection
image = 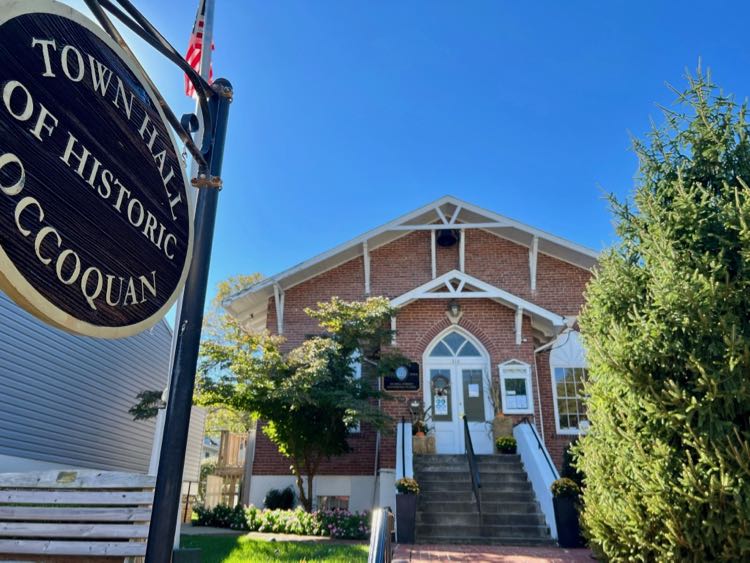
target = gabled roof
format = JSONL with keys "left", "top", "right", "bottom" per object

{"left": 225, "top": 196, "right": 598, "bottom": 332}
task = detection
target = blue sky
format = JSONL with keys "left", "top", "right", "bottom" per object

{"left": 66, "top": 0, "right": 750, "bottom": 320}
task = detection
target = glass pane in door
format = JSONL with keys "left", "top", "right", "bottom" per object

{"left": 430, "top": 369, "right": 452, "bottom": 421}
{"left": 462, "top": 369, "right": 485, "bottom": 422}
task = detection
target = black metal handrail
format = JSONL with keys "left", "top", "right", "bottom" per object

{"left": 367, "top": 507, "right": 393, "bottom": 563}
{"left": 463, "top": 415, "right": 482, "bottom": 514}
{"left": 513, "top": 417, "right": 559, "bottom": 479}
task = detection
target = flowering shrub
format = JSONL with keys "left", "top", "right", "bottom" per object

{"left": 245, "top": 506, "right": 320, "bottom": 536}
{"left": 318, "top": 508, "right": 370, "bottom": 539}
{"left": 193, "top": 504, "right": 248, "bottom": 530}
{"left": 195, "top": 504, "right": 370, "bottom": 539}
{"left": 243, "top": 505, "right": 369, "bottom": 539}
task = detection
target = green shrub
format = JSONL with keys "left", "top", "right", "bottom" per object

{"left": 263, "top": 486, "right": 296, "bottom": 510}
{"left": 577, "top": 69, "right": 750, "bottom": 560}
{"left": 244, "top": 506, "right": 369, "bottom": 539}
{"left": 395, "top": 477, "right": 420, "bottom": 495}
{"left": 551, "top": 478, "right": 581, "bottom": 498}
{"left": 495, "top": 436, "right": 517, "bottom": 454}
{"left": 193, "top": 504, "right": 248, "bottom": 530}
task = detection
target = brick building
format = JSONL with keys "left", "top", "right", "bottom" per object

{"left": 225, "top": 196, "right": 597, "bottom": 517}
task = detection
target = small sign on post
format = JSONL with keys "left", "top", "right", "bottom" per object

{"left": 0, "top": 1, "right": 193, "bottom": 338}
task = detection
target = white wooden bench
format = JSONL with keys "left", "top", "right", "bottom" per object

{"left": 0, "top": 470, "right": 155, "bottom": 562}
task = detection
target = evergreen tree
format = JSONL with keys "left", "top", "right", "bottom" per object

{"left": 576, "top": 68, "right": 750, "bottom": 561}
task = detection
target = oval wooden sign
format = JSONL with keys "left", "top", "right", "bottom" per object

{"left": 0, "top": 0, "right": 193, "bottom": 338}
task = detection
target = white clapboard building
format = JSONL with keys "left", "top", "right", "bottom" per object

{"left": 0, "top": 290, "right": 204, "bottom": 482}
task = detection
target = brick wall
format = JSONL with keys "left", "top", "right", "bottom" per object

{"left": 254, "top": 228, "right": 591, "bottom": 474}
{"left": 251, "top": 420, "right": 378, "bottom": 476}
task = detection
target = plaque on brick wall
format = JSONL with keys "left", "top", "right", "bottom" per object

{"left": 0, "top": 1, "right": 193, "bottom": 338}
{"left": 384, "top": 362, "right": 420, "bottom": 391}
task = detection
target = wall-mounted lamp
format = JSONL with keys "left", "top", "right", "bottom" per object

{"left": 409, "top": 400, "right": 421, "bottom": 417}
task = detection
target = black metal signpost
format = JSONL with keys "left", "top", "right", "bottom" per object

{"left": 0, "top": 0, "right": 232, "bottom": 560}
{"left": 145, "top": 80, "right": 231, "bottom": 562}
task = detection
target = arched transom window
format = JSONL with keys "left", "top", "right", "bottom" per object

{"left": 429, "top": 331, "right": 481, "bottom": 357}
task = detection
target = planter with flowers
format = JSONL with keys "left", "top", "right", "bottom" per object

{"left": 551, "top": 477, "right": 584, "bottom": 548}
{"left": 395, "top": 477, "right": 419, "bottom": 543}
{"left": 495, "top": 436, "right": 517, "bottom": 454}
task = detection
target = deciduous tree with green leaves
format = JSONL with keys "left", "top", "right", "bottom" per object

{"left": 196, "top": 296, "right": 406, "bottom": 511}
{"left": 128, "top": 274, "right": 261, "bottom": 435}
{"left": 576, "top": 68, "right": 750, "bottom": 560}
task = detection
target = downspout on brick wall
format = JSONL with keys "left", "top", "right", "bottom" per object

{"left": 240, "top": 420, "right": 257, "bottom": 505}
{"left": 533, "top": 335, "right": 564, "bottom": 445}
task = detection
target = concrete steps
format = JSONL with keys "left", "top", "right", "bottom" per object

{"left": 412, "top": 453, "right": 553, "bottom": 546}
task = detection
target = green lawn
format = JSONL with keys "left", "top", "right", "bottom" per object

{"left": 180, "top": 535, "right": 369, "bottom": 563}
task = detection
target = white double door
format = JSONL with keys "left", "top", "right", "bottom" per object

{"left": 424, "top": 359, "right": 493, "bottom": 455}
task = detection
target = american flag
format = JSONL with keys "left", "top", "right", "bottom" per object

{"left": 184, "top": 0, "right": 213, "bottom": 97}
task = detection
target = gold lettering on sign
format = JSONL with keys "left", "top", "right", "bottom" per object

{"left": 0, "top": 151, "right": 160, "bottom": 310}
{"left": 30, "top": 36, "right": 186, "bottom": 219}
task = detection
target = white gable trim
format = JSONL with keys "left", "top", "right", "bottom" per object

{"left": 225, "top": 196, "right": 597, "bottom": 305}
{"left": 224, "top": 196, "right": 597, "bottom": 333}
{"left": 390, "top": 270, "right": 565, "bottom": 329}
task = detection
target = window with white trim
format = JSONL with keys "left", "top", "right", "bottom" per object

{"left": 317, "top": 495, "right": 350, "bottom": 511}
{"left": 498, "top": 360, "right": 533, "bottom": 415}
{"left": 549, "top": 330, "right": 589, "bottom": 434}
{"left": 553, "top": 367, "right": 588, "bottom": 434}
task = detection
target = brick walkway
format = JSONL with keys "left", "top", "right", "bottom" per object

{"left": 393, "top": 544, "right": 594, "bottom": 562}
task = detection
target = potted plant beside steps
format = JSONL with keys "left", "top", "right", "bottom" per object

{"left": 495, "top": 436, "right": 517, "bottom": 454}
{"left": 551, "top": 477, "right": 585, "bottom": 548}
{"left": 395, "top": 477, "right": 420, "bottom": 544}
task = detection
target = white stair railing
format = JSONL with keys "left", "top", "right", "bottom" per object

{"left": 395, "top": 417, "right": 413, "bottom": 480}
{"left": 513, "top": 419, "right": 560, "bottom": 539}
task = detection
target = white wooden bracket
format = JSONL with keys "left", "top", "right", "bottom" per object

{"left": 515, "top": 307, "right": 523, "bottom": 346}
{"left": 435, "top": 206, "right": 449, "bottom": 225}
{"left": 273, "top": 283, "right": 285, "bottom": 335}
{"left": 390, "top": 316, "right": 397, "bottom": 345}
{"left": 459, "top": 228, "right": 466, "bottom": 272}
{"left": 431, "top": 230, "right": 437, "bottom": 279}
{"left": 363, "top": 240, "right": 371, "bottom": 295}
{"left": 449, "top": 205, "right": 462, "bottom": 224}
{"left": 529, "top": 235, "right": 538, "bottom": 293}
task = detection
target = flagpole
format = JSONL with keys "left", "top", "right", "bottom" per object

{"left": 189, "top": 0, "right": 214, "bottom": 183}
{"left": 170, "top": 0, "right": 214, "bottom": 549}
